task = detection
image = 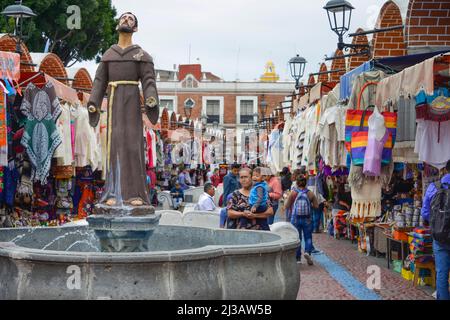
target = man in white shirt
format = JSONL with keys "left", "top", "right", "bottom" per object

{"left": 196, "top": 183, "right": 217, "bottom": 211}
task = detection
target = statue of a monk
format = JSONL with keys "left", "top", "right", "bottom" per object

{"left": 88, "top": 12, "right": 159, "bottom": 207}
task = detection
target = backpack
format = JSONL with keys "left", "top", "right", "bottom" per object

{"left": 292, "top": 188, "right": 311, "bottom": 217}
{"left": 430, "top": 182, "right": 450, "bottom": 245}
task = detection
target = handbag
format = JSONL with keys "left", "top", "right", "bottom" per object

{"left": 345, "top": 82, "right": 397, "bottom": 166}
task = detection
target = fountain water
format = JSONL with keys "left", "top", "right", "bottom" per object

{"left": 0, "top": 220, "right": 300, "bottom": 300}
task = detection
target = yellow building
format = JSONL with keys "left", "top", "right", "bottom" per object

{"left": 260, "top": 61, "right": 280, "bottom": 82}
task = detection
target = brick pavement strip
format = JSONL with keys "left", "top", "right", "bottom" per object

{"left": 312, "top": 233, "right": 434, "bottom": 300}
{"left": 297, "top": 263, "right": 356, "bottom": 300}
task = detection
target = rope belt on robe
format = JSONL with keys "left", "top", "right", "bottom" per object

{"left": 106, "top": 80, "right": 140, "bottom": 171}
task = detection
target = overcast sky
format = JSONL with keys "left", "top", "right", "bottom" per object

{"left": 77, "top": 0, "right": 391, "bottom": 82}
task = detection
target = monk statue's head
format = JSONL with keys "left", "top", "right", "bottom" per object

{"left": 117, "top": 12, "right": 138, "bottom": 33}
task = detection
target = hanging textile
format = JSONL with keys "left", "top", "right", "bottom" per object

{"left": 145, "top": 128, "right": 156, "bottom": 168}
{"left": 413, "top": 88, "right": 450, "bottom": 169}
{"left": 396, "top": 96, "right": 417, "bottom": 142}
{"left": 301, "top": 104, "right": 318, "bottom": 168}
{"left": 268, "top": 129, "right": 283, "bottom": 173}
{"left": 322, "top": 83, "right": 340, "bottom": 112}
{"left": 415, "top": 88, "right": 450, "bottom": 123}
{"left": 53, "top": 103, "right": 73, "bottom": 166}
{"left": 156, "top": 131, "right": 164, "bottom": 167}
{"left": 0, "top": 92, "right": 7, "bottom": 166}
{"left": 282, "top": 116, "right": 293, "bottom": 166}
{"left": 375, "top": 54, "right": 438, "bottom": 108}
{"left": 318, "top": 105, "right": 347, "bottom": 168}
{"left": 348, "top": 71, "right": 386, "bottom": 110}
{"left": 340, "top": 61, "right": 371, "bottom": 100}
{"left": 20, "top": 82, "right": 62, "bottom": 185}
{"left": 350, "top": 178, "right": 383, "bottom": 219}
{"left": 415, "top": 119, "right": 450, "bottom": 170}
{"left": 73, "top": 105, "right": 100, "bottom": 170}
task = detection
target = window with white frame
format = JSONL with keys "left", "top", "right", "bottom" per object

{"left": 160, "top": 99, "right": 174, "bottom": 111}
{"left": 206, "top": 100, "right": 220, "bottom": 124}
{"left": 240, "top": 100, "right": 255, "bottom": 124}
{"left": 236, "top": 96, "right": 257, "bottom": 125}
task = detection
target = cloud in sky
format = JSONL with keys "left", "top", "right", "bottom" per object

{"left": 78, "top": 0, "right": 389, "bottom": 82}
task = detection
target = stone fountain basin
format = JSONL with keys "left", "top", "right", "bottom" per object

{"left": 0, "top": 225, "right": 299, "bottom": 300}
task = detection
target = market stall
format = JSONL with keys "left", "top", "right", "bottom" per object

{"left": 274, "top": 50, "right": 450, "bottom": 288}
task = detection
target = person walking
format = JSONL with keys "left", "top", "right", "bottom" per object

{"left": 421, "top": 160, "right": 450, "bottom": 300}
{"left": 284, "top": 174, "right": 319, "bottom": 265}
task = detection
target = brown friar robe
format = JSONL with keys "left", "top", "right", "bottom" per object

{"left": 88, "top": 44, "right": 159, "bottom": 205}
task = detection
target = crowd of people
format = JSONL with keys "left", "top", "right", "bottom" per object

{"left": 156, "top": 160, "right": 450, "bottom": 299}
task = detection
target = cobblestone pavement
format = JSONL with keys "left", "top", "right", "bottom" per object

{"left": 297, "top": 232, "right": 435, "bottom": 300}
{"left": 297, "top": 262, "right": 356, "bottom": 300}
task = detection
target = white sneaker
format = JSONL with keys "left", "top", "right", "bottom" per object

{"left": 304, "top": 253, "right": 314, "bottom": 266}
{"left": 432, "top": 291, "right": 437, "bottom": 299}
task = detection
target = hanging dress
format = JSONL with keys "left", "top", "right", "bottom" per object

{"left": 20, "top": 82, "right": 62, "bottom": 185}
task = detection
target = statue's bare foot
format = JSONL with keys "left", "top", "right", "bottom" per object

{"left": 106, "top": 198, "right": 117, "bottom": 206}
{"left": 129, "top": 198, "right": 144, "bottom": 206}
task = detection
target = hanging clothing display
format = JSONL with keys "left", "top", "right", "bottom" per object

{"left": 350, "top": 178, "right": 382, "bottom": 219}
{"left": 396, "top": 96, "right": 417, "bottom": 142}
{"left": 289, "top": 110, "right": 306, "bottom": 170}
{"left": 171, "top": 142, "right": 191, "bottom": 165}
{"left": 414, "top": 88, "right": 450, "bottom": 169}
{"left": 282, "top": 116, "right": 293, "bottom": 166}
{"left": 318, "top": 105, "right": 347, "bottom": 168}
{"left": 340, "top": 61, "right": 371, "bottom": 101}
{"left": 267, "top": 129, "right": 283, "bottom": 174}
{"left": 0, "top": 93, "right": 7, "bottom": 166}
{"left": 301, "top": 104, "right": 318, "bottom": 168}
{"left": 348, "top": 70, "right": 386, "bottom": 110}
{"left": 20, "top": 82, "right": 62, "bottom": 185}
{"left": 414, "top": 118, "right": 450, "bottom": 169}
{"left": 0, "top": 164, "right": 19, "bottom": 207}
{"left": 145, "top": 128, "right": 157, "bottom": 168}
{"left": 190, "top": 139, "right": 202, "bottom": 166}
{"left": 74, "top": 105, "right": 100, "bottom": 171}
{"left": 53, "top": 103, "right": 73, "bottom": 166}
{"left": 375, "top": 55, "right": 437, "bottom": 108}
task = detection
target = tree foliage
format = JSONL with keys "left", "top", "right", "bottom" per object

{"left": 0, "top": 0, "right": 118, "bottom": 67}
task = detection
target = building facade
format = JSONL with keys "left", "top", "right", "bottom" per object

{"left": 156, "top": 63, "right": 294, "bottom": 162}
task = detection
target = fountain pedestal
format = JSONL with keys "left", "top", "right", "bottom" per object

{"left": 87, "top": 204, "right": 161, "bottom": 252}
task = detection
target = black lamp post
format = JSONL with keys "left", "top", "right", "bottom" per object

{"left": 1, "top": 0, "right": 36, "bottom": 56}
{"left": 184, "top": 98, "right": 195, "bottom": 119}
{"left": 201, "top": 114, "right": 208, "bottom": 127}
{"left": 260, "top": 95, "right": 268, "bottom": 119}
{"left": 222, "top": 127, "right": 226, "bottom": 164}
{"left": 324, "top": 0, "right": 371, "bottom": 52}
{"left": 289, "top": 54, "right": 307, "bottom": 90}
{"left": 256, "top": 96, "right": 268, "bottom": 166}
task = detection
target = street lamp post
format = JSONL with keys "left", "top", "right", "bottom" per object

{"left": 222, "top": 128, "right": 226, "bottom": 164}
{"left": 288, "top": 54, "right": 307, "bottom": 90}
{"left": 323, "top": 0, "right": 354, "bottom": 51}
{"left": 1, "top": 0, "right": 36, "bottom": 56}
{"left": 253, "top": 95, "right": 268, "bottom": 166}
{"left": 184, "top": 98, "right": 195, "bottom": 120}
